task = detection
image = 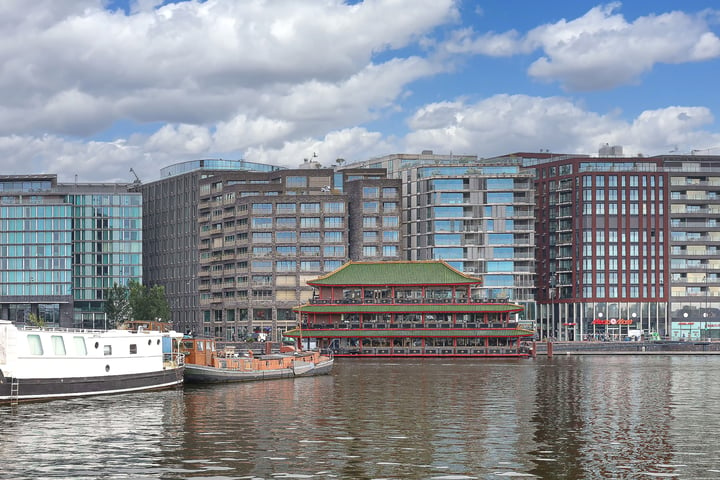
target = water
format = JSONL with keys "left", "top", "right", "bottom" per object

{"left": 3, "top": 356, "right": 720, "bottom": 479}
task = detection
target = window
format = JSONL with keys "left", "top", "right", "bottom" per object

{"left": 277, "top": 203, "right": 296, "bottom": 213}
{"left": 27, "top": 334, "right": 43, "bottom": 355}
{"left": 382, "top": 187, "right": 398, "bottom": 197}
{"left": 287, "top": 176, "right": 308, "bottom": 188}
{"left": 251, "top": 217, "right": 273, "bottom": 228}
{"left": 383, "top": 231, "right": 398, "bottom": 242}
{"left": 275, "top": 231, "right": 297, "bottom": 242}
{"left": 301, "top": 246, "right": 320, "bottom": 256}
{"left": 252, "top": 232, "right": 272, "bottom": 243}
{"left": 363, "top": 217, "right": 377, "bottom": 228}
{"left": 300, "top": 203, "right": 320, "bottom": 213}
{"left": 130, "top": 344, "right": 138, "bottom": 354}
{"left": 363, "top": 202, "right": 378, "bottom": 213}
{"left": 325, "top": 260, "right": 343, "bottom": 271}
{"left": 383, "top": 245, "right": 398, "bottom": 257}
{"left": 104, "top": 345, "right": 112, "bottom": 356}
{"left": 324, "top": 202, "right": 344, "bottom": 213}
{"left": 73, "top": 337, "right": 87, "bottom": 355}
{"left": 252, "top": 203, "right": 272, "bottom": 213}
{"left": 363, "top": 246, "right": 377, "bottom": 256}
{"left": 363, "top": 231, "right": 378, "bottom": 242}
{"left": 363, "top": 187, "right": 379, "bottom": 198}
{"left": 324, "top": 245, "right": 345, "bottom": 257}
{"left": 301, "top": 261, "right": 321, "bottom": 271}
{"left": 300, "top": 232, "right": 320, "bottom": 242}
{"left": 324, "top": 217, "right": 343, "bottom": 228}
{"left": 276, "top": 217, "right": 296, "bottom": 228}
{"left": 277, "top": 261, "right": 296, "bottom": 272}
{"left": 325, "top": 231, "right": 343, "bottom": 242}
{"left": 383, "top": 216, "right": 399, "bottom": 227}
{"left": 300, "top": 217, "right": 320, "bottom": 228}
{"left": 51, "top": 335, "right": 66, "bottom": 355}
{"left": 253, "top": 247, "right": 272, "bottom": 257}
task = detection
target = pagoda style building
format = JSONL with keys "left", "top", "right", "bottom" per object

{"left": 286, "top": 261, "right": 533, "bottom": 357}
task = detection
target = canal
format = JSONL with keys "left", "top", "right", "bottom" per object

{"left": 2, "top": 356, "right": 720, "bottom": 479}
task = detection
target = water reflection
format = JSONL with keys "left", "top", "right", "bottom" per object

{"left": 2, "top": 357, "right": 720, "bottom": 479}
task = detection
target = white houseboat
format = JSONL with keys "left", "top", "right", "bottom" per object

{"left": 0, "top": 320, "right": 184, "bottom": 404}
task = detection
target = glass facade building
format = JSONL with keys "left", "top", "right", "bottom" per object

{"left": 0, "top": 175, "right": 141, "bottom": 328}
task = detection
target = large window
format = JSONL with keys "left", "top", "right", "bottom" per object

{"left": 276, "top": 231, "right": 297, "bottom": 242}
{"left": 435, "top": 234, "right": 462, "bottom": 246}
{"left": 488, "top": 234, "right": 513, "bottom": 245}
{"left": 433, "top": 206, "right": 463, "bottom": 218}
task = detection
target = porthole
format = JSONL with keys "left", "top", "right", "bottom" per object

{"left": 94, "top": 342, "right": 99, "bottom": 349}
{"left": 148, "top": 340, "right": 152, "bottom": 346}
{"left": 105, "top": 365, "right": 110, "bottom": 372}
{"left": 157, "top": 339, "right": 160, "bottom": 345}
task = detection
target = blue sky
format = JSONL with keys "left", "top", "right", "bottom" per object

{"left": 0, "top": 0, "right": 719, "bottom": 183}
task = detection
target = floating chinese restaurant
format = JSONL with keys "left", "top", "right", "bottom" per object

{"left": 285, "top": 261, "right": 533, "bottom": 357}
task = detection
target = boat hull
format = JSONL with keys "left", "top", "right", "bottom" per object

{"left": 184, "top": 358, "right": 333, "bottom": 384}
{"left": 0, "top": 367, "right": 184, "bottom": 404}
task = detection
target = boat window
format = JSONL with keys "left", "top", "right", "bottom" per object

{"left": 73, "top": 337, "right": 87, "bottom": 355}
{"left": 129, "top": 344, "right": 137, "bottom": 354}
{"left": 197, "top": 341, "right": 204, "bottom": 352}
{"left": 27, "top": 334, "right": 44, "bottom": 355}
{"left": 51, "top": 336, "right": 66, "bottom": 355}
{"left": 104, "top": 345, "right": 112, "bottom": 356}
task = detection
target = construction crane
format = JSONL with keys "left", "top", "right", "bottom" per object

{"left": 129, "top": 168, "right": 141, "bottom": 185}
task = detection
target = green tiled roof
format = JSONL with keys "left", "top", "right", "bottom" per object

{"left": 284, "top": 327, "right": 534, "bottom": 339}
{"left": 294, "top": 303, "right": 522, "bottom": 314}
{"left": 307, "top": 261, "right": 482, "bottom": 286}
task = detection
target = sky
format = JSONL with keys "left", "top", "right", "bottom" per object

{"left": 1, "top": 0, "right": 719, "bottom": 184}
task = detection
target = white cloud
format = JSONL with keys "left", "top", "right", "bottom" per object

{"left": 403, "top": 94, "right": 720, "bottom": 157}
{"left": 443, "top": 3, "right": 720, "bottom": 91}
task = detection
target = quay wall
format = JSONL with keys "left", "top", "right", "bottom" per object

{"left": 532, "top": 340, "right": 720, "bottom": 356}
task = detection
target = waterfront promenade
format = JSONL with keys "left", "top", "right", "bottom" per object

{"left": 532, "top": 339, "right": 720, "bottom": 355}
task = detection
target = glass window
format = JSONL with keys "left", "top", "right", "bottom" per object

{"left": 323, "top": 245, "right": 345, "bottom": 257}
{"left": 383, "top": 231, "right": 398, "bottom": 242}
{"left": 251, "top": 217, "right": 273, "bottom": 228}
{"left": 277, "top": 203, "right": 296, "bottom": 214}
{"left": 252, "top": 203, "right": 272, "bottom": 213}
{"left": 486, "top": 192, "right": 513, "bottom": 203}
{"left": 252, "top": 232, "right": 272, "bottom": 243}
{"left": 324, "top": 231, "right": 343, "bottom": 242}
{"left": 435, "top": 234, "right": 461, "bottom": 246}
{"left": 325, "top": 260, "right": 343, "bottom": 271}
{"left": 276, "top": 217, "right": 296, "bottom": 228}
{"left": 487, "top": 261, "right": 513, "bottom": 272}
{"left": 73, "top": 337, "right": 87, "bottom": 355}
{"left": 383, "top": 245, "right": 398, "bottom": 257}
{"left": 433, "top": 206, "right": 463, "bottom": 218}
{"left": 300, "top": 232, "right": 320, "bottom": 242}
{"left": 277, "top": 261, "right": 296, "bottom": 271}
{"left": 488, "top": 234, "right": 513, "bottom": 245}
{"left": 432, "top": 247, "right": 463, "bottom": 259}
{"left": 27, "top": 334, "right": 43, "bottom": 355}
{"left": 51, "top": 336, "right": 66, "bottom": 355}
{"left": 382, "top": 216, "right": 398, "bottom": 227}
{"left": 363, "top": 217, "right": 377, "bottom": 228}
{"left": 300, "top": 203, "right": 320, "bottom": 213}
{"left": 486, "top": 178, "right": 514, "bottom": 190}
{"left": 363, "top": 202, "right": 378, "bottom": 213}
{"left": 275, "top": 231, "right": 297, "bottom": 242}
{"left": 286, "top": 176, "right": 308, "bottom": 188}
{"left": 363, "top": 187, "right": 379, "bottom": 198}
{"left": 300, "top": 217, "right": 320, "bottom": 228}
{"left": 324, "top": 202, "right": 344, "bottom": 213}
{"left": 300, "top": 261, "right": 321, "bottom": 271}
{"left": 430, "top": 179, "right": 464, "bottom": 190}
{"left": 363, "top": 246, "right": 377, "bottom": 256}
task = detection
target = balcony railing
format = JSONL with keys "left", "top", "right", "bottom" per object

{"left": 308, "top": 297, "right": 511, "bottom": 305}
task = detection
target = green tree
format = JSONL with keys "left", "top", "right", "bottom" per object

{"left": 27, "top": 312, "right": 45, "bottom": 328}
{"left": 104, "top": 283, "right": 130, "bottom": 328}
{"left": 127, "top": 280, "right": 170, "bottom": 322}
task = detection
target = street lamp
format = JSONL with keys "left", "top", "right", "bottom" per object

{"left": 683, "top": 312, "right": 689, "bottom": 340}
{"left": 598, "top": 312, "right": 604, "bottom": 341}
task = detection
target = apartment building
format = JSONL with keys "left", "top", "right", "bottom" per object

{"left": 0, "top": 175, "right": 141, "bottom": 329}
{"left": 137, "top": 159, "right": 282, "bottom": 335}
{"left": 342, "top": 151, "right": 537, "bottom": 324}
{"left": 195, "top": 166, "right": 401, "bottom": 341}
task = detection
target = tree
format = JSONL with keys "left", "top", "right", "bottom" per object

{"left": 104, "top": 283, "right": 131, "bottom": 328}
{"left": 127, "top": 280, "right": 170, "bottom": 322}
{"left": 27, "top": 312, "right": 45, "bottom": 328}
